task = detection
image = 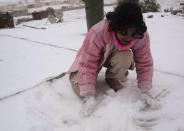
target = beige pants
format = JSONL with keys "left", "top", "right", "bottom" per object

{"left": 70, "top": 49, "right": 134, "bottom": 96}
{"left": 104, "top": 49, "right": 134, "bottom": 81}
{"left": 69, "top": 72, "right": 80, "bottom": 96}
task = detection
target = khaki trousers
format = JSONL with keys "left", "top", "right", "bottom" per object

{"left": 104, "top": 49, "right": 134, "bottom": 81}
{"left": 70, "top": 49, "right": 134, "bottom": 96}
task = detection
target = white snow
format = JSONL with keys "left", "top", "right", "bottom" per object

{"left": 0, "top": 6, "right": 184, "bottom": 131}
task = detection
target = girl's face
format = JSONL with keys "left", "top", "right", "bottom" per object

{"left": 116, "top": 27, "right": 136, "bottom": 44}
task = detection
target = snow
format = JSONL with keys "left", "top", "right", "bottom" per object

{"left": 144, "top": 13, "right": 184, "bottom": 77}
{"left": 0, "top": 6, "right": 184, "bottom": 131}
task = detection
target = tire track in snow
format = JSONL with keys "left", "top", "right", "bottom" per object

{"left": 155, "top": 68, "right": 184, "bottom": 79}
{"left": 1, "top": 34, "right": 183, "bottom": 78}
{"left": 0, "top": 72, "right": 66, "bottom": 101}
{"left": 0, "top": 33, "right": 78, "bottom": 52}
{"left": 0, "top": 33, "right": 184, "bottom": 102}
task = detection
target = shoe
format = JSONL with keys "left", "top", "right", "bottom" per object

{"left": 105, "top": 78, "right": 124, "bottom": 92}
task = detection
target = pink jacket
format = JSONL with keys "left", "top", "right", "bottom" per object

{"left": 68, "top": 19, "right": 153, "bottom": 96}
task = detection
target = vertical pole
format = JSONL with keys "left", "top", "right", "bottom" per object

{"left": 83, "top": 0, "right": 104, "bottom": 31}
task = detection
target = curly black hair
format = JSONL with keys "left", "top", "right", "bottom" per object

{"left": 106, "top": 2, "right": 147, "bottom": 39}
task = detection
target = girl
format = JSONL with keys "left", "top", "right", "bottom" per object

{"left": 68, "top": 2, "right": 154, "bottom": 116}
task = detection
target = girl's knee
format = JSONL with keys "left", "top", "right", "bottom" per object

{"left": 111, "top": 50, "right": 134, "bottom": 69}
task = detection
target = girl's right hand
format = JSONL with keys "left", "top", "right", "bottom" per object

{"left": 80, "top": 96, "right": 96, "bottom": 117}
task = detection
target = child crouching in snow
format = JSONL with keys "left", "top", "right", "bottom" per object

{"left": 68, "top": 2, "right": 154, "bottom": 116}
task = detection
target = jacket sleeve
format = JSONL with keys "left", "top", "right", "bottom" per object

{"left": 77, "top": 29, "right": 104, "bottom": 96}
{"left": 132, "top": 32, "right": 154, "bottom": 91}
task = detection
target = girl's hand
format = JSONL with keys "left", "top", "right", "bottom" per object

{"left": 80, "top": 96, "right": 96, "bottom": 117}
{"left": 140, "top": 91, "right": 161, "bottom": 111}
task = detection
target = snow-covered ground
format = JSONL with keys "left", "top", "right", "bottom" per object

{"left": 0, "top": 6, "right": 184, "bottom": 131}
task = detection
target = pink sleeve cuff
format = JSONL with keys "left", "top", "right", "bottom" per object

{"left": 138, "top": 81, "right": 152, "bottom": 92}
{"left": 79, "top": 84, "right": 96, "bottom": 96}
